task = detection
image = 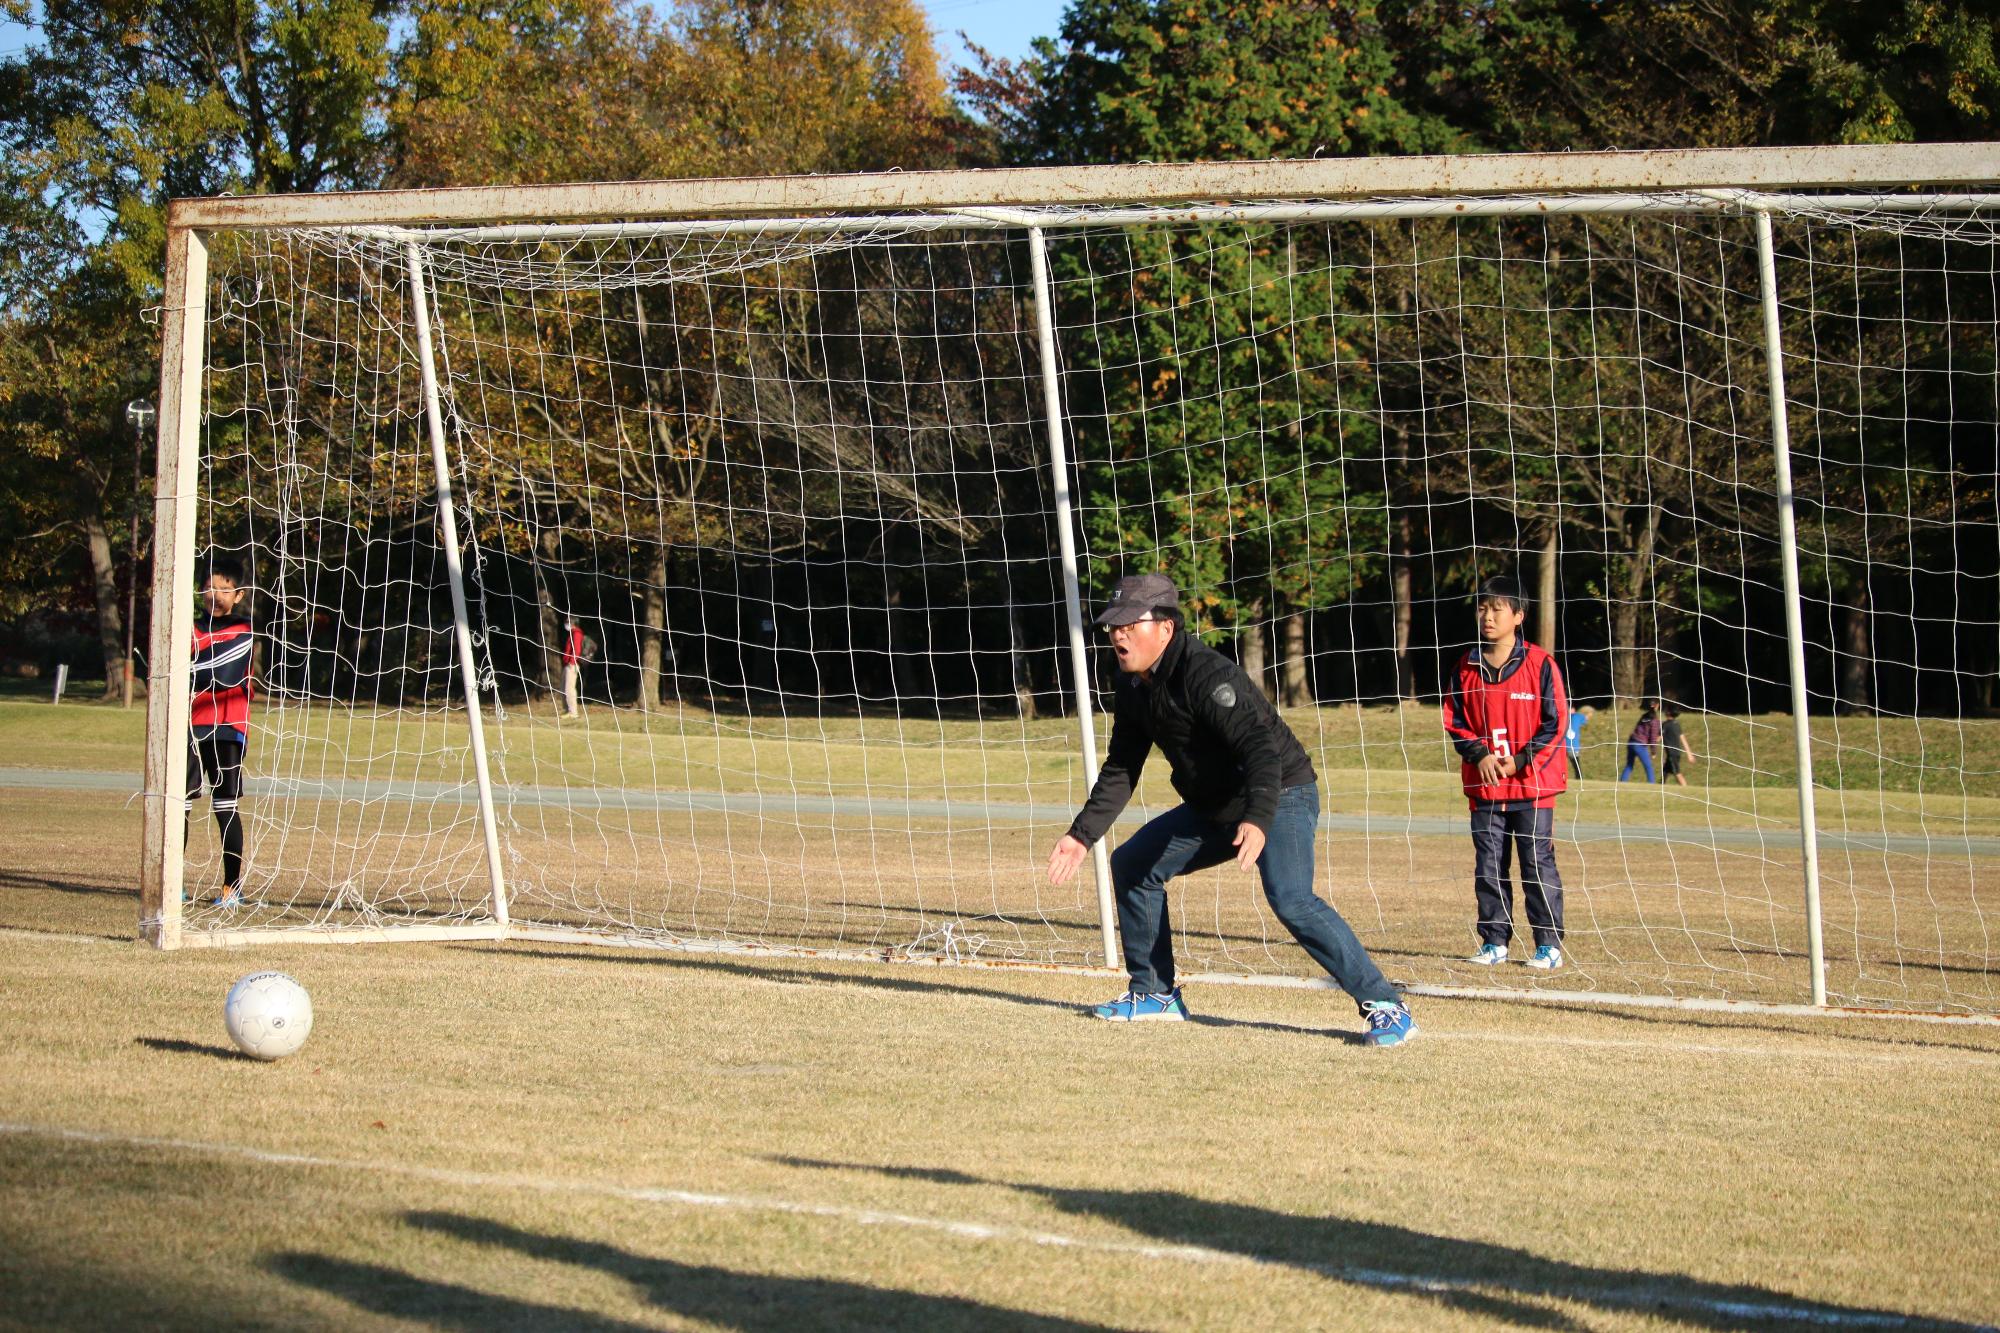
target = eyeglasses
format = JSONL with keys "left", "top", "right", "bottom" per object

{"left": 1101, "top": 614, "right": 1159, "bottom": 637}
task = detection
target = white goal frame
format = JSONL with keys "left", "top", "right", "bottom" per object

{"left": 141, "top": 143, "right": 2000, "bottom": 1021}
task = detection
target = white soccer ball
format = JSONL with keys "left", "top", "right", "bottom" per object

{"left": 223, "top": 971, "right": 314, "bottom": 1061}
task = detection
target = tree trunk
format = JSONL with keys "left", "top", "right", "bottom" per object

{"left": 1392, "top": 509, "right": 1416, "bottom": 700}
{"left": 886, "top": 567, "right": 913, "bottom": 705}
{"left": 1238, "top": 597, "right": 1268, "bottom": 700}
{"left": 1609, "top": 595, "right": 1642, "bottom": 701}
{"left": 1609, "top": 552, "right": 1655, "bottom": 700}
{"left": 1608, "top": 511, "right": 1660, "bottom": 701}
{"left": 639, "top": 545, "right": 668, "bottom": 712}
{"left": 532, "top": 526, "right": 563, "bottom": 701}
{"left": 82, "top": 512, "right": 126, "bottom": 698}
{"left": 1535, "top": 522, "right": 1559, "bottom": 650}
{"left": 1010, "top": 606, "right": 1037, "bottom": 719}
{"left": 1278, "top": 610, "right": 1311, "bottom": 708}
{"left": 1838, "top": 578, "right": 1872, "bottom": 713}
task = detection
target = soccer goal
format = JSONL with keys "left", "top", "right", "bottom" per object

{"left": 140, "top": 145, "right": 2000, "bottom": 1018}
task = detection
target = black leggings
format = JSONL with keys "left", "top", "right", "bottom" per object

{"left": 185, "top": 732, "right": 245, "bottom": 891}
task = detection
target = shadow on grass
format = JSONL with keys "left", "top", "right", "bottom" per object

{"left": 269, "top": 1212, "right": 1124, "bottom": 1331}
{"left": 0, "top": 868, "right": 132, "bottom": 900}
{"left": 134, "top": 1035, "right": 249, "bottom": 1062}
{"left": 265, "top": 1252, "right": 651, "bottom": 1332}
{"left": 771, "top": 1158, "right": 1988, "bottom": 1332}
{"left": 483, "top": 946, "right": 1373, "bottom": 1041}
{"left": 1568, "top": 1002, "right": 2000, "bottom": 1060}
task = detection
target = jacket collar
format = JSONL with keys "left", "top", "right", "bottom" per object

{"left": 1468, "top": 635, "right": 1527, "bottom": 683}
{"left": 1148, "top": 622, "right": 1191, "bottom": 685}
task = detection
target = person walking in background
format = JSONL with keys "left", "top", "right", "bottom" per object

{"left": 560, "top": 618, "right": 590, "bottom": 717}
{"left": 1621, "top": 700, "right": 1661, "bottom": 783}
{"left": 1047, "top": 573, "right": 1416, "bottom": 1046}
{"left": 1565, "top": 703, "right": 1594, "bottom": 780}
{"left": 187, "top": 556, "right": 253, "bottom": 907}
{"left": 1662, "top": 702, "right": 1696, "bottom": 786}
{"left": 1444, "top": 576, "right": 1570, "bottom": 971}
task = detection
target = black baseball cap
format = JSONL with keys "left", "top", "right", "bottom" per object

{"left": 1476, "top": 575, "right": 1527, "bottom": 610}
{"left": 1094, "top": 572, "right": 1181, "bottom": 627}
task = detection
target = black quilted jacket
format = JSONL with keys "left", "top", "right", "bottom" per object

{"left": 1066, "top": 628, "right": 1316, "bottom": 846}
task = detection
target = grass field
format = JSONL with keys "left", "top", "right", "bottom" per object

{"left": 5, "top": 694, "right": 1996, "bottom": 1014}
{"left": 3, "top": 782, "right": 2000, "bottom": 1330}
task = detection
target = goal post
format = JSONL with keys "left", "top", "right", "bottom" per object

{"left": 141, "top": 144, "right": 2000, "bottom": 1018}
{"left": 1750, "top": 205, "right": 1828, "bottom": 1008}
{"left": 405, "top": 239, "right": 510, "bottom": 932}
{"left": 139, "top": 224, "right": 207, "bottom": 951}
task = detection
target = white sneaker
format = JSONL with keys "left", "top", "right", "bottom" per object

{"left": 1466, "top": 942, "right": 1508, "bottom": 965}
{"left": 1525, "top": 944, "right": 1564, "bottom": 970}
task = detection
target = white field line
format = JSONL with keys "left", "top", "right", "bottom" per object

{"left": 0, "top": 1120, "right": 1982, "bottom": 1331}
{"left": 1418, "top": 1029, "right": 2000, "bottom": 1067}
{"left": 1, "top": 926, "right": 1995, "bottom": 1061}
{"left": 505, "top": 928, "right": 2000, "bottom": 1030}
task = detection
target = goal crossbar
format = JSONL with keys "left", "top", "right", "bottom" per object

{"left": 314, "top": 190, "right": 2000, "bottom": 247}
{"left": 166, "top": 142, "right": 2000, "bottom": 231}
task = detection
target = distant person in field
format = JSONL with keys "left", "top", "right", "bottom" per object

{"left": 1444, "top": 575, "right": 1570, "bottom": 970}
{"left": 1045, "top": 573, "right": 1415, "bottom": 1047}
{"left": 1661, "top": 702, "right": 1696, "bottom": 786}
{"left": 187, "top": 556, "right": 253, "bottom": 907}
{"left": 1621, "top": 701, "right": 1661, "bottom": 783}
{"left": 1565, "top": 703, "right": 1595, "bottom": 780}
{"left": 560, "top": 617, "right": 594, "bottom": 717}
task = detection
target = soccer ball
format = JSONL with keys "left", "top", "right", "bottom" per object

{"left": 223, "top": 971, "right": 314, "bottom": 1061}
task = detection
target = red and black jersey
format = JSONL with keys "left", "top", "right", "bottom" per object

{"left": 561, "top": 624, "right": 586, "bottom": 666}
{"left": 1443, "top": 637, "right": 1568, "bottom": 809}
{"left": 191, "top": 613, "right": 253, "bottom": 742}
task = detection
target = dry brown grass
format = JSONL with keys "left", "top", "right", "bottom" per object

{"left": 4, "top": 787, "right": 2000, "bottom": 1330}
{"left": 165, "top": 790, "right": 1999, "bottom": 1014}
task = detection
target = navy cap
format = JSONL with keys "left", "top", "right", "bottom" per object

{"left": 1095, "top": 573, "right": 1181, "bottom": 627}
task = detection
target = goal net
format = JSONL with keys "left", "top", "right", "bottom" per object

{"left": 147, "top": 176, "right": 2000, "bottom": 1016}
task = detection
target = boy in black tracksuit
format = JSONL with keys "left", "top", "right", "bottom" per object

{"left": 187, "top": 557, "right": 253, "bottom": 905}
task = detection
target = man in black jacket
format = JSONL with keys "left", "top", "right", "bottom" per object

{"left": 1047, "top": 574, "right": 1415, "bottom": 1046}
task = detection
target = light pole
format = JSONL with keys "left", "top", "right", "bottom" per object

{"left": 123, "top": 399, "right": 155, "bottom": 710}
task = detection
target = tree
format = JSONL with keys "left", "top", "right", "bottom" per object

{"left": 388, "top": 0, "right": 977, "bottom": 709}
{"left": 392, "top": 0, "right": 960, "bottom": 188}
{"left": 1459, "top": 0, "right": 2000, "bottom": 153}
{"left": 1391, "top": 0, "right": 2000, "bottom": 705}
{"left": 0, "top": 0, "right": 397, "bottom": 692}
{"left": 1016, "top": 0, "right": 1457, "bottom": 701}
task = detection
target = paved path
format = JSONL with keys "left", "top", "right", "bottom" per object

{"left": 6, "top": 767, "right": 1994, "bottom": 858}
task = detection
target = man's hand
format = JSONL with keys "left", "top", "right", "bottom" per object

{"left": 1232, "top": 822, "right": 1266, "bottom": 871}
{"left": 1476, "top": 753, "right": 1508, "bottom": 786}
{"left": 1047, "top": 834, "right": 1089, "bottom": 885}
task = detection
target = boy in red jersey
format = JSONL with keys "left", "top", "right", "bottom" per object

{"left": 1443, "top": 576, "right": 1570, "bottom": 970}
{"left": 187, "top": 557, "right": 253, "bottom": 907}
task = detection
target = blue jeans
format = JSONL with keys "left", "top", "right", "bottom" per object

{"left": 1470, "top": 804, "right": 1564, "bottom": 948}
{"left": 1620, "top": 743, "right": 1655, "bottom": 782}
{"left": 1107, "top": 783, "right": 1399, "bottom": 1012}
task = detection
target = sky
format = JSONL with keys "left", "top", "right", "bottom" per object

{"left": 921, "top": 0, "right": 1071, "bottom": 70}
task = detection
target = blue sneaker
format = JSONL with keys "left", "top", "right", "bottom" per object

{"left": 1093, "top": 988, "right": 1190, "bottom": 1022}
{"left": 1525, "top": 944, "right": 1564, "bottom": 970}
{"left": 1362, "top": 1000, "right": 1417, "bottom": 1047}
{"left": 213, "top": 887, "right": 243, "bottom": 909}
{"left": 1466, "top": 942, "right": 1508, "bottom": 965}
